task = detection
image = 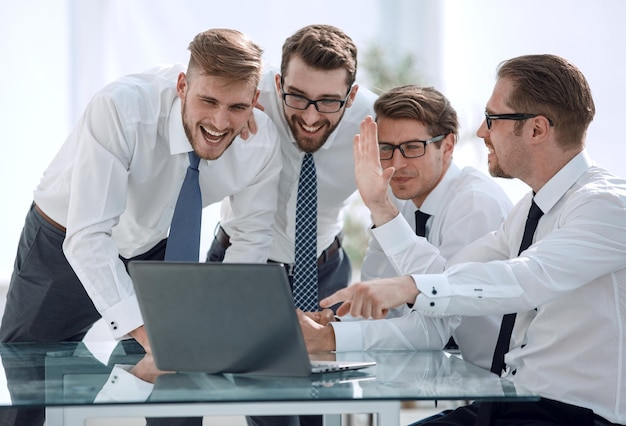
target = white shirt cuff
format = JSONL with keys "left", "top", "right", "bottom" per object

{"left": 100, "top": 295, "right": 144, "bottom": 339}
{"left": 330, "top": 321, "right": 364, "bottom": 352}
{"left": 411, "top": 273, "right": 451, "bottom": 316}
{"left": 94, "top": 364, "right": 154, "bottom": 403}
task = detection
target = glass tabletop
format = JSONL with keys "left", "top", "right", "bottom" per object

{"left": 0, "top": 340, "right": 537, "bottom": 409}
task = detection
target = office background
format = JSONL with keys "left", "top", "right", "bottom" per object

{"left": 2, "top": 0, "right": 625, "bottom": 283}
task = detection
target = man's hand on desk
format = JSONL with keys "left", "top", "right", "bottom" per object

{"left": 130, "top": 353, "right": 172, "bottom": 384}
{"left": 320, "top": 275, "right": 420, "bottom": 320}
{"left": 297, "top": 309, "right": 337, "bottom": 353}
{"left": 305, "top": 308, "right": 335, "bottom": 326}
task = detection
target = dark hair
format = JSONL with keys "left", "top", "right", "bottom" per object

{"left": 497, "top": 54, "right": 595, "bottom": 148}
{"left": 187, "top": 28, "right": 263, "bottom": 88}
{"left": 281, "top": 24, "right": 357, "bottom": 86}
{"left": 374, "top": 85, "right": 459, "bottom": 141}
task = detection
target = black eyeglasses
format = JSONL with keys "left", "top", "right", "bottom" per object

{"left": 484, "top": 112, "right": 554, "bottom": 130}
{"left": 280, "top": 77, "right": 352, "bottom": 113}
{"left": 378, "top": 135, "right": 447, "bottom": 160}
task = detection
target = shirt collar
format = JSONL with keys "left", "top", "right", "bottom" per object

{"left": 168, "top": 97, "right": 193, "bottom": 155}
{"left": 419, "top": 163, "right": 461, "bottom": 216}
{"left": 534, "top": 150, "right": 592, "bottom": 214}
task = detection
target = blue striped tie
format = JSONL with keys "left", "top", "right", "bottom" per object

{"left": 293, "top": 153, "right": 319, "bottom": 311}
{"left": 164, "top": 151, "right": 202, "bottom": 261}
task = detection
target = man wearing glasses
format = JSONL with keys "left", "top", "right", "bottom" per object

{"left": 205, "top": 23, "right": 377, "bottom": 426}
{"left": 208, "top": 24, "right": 377, "bottom": 311}
{"left": 300, "top": 85, "right": 512, "bottom": 373}
{"left": 318, "top": 55, "right": 626, "bottom": 426}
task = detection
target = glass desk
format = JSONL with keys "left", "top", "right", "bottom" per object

{"left": 0, "top": 341, "right": 538, "bottom": 425}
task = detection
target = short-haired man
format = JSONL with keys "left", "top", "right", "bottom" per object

{"left": 0, "top": 28, "right": 281, "bottom": 426}
{"left": 208, "top": 24, "right": 377, "bottom": 308}
{"left": 206, "top": 24, "right": 377, "bottom": 426}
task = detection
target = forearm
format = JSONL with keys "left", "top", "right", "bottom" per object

{"left": 361, "top": 312, "right": 457, "bottom": 351}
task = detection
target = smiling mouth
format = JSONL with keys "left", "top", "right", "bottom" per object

{"left": 200, "top": 125, "right": 227, "bottom": 144}
{"left": 299, "top": 121, "right": 323, "bottom": 134}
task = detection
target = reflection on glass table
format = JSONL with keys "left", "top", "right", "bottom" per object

{"left": 0, "top": 340, "right": 538, "bottom": 426}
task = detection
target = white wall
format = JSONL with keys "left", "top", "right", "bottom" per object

{"left": 1, "top": 2, "right": 71, "bottom": 282}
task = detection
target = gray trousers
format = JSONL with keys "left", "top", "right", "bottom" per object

{"left": 0, "top": 203, "right": 172, "bottom": 426}
{"left": 0, "top": 203, "right": 101, "bottom": 343}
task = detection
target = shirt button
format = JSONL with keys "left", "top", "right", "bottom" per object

{"left": 110, "top": 321, "right": 118, "bottom": 331}
{"left": 430, "top": 302, "right": 435, "bottom": 307}
{"left": 431, "top": 287, "right": 437, "bottom": 295}
{"left": 511, "top": 369, "right": 517, "bottom": 376}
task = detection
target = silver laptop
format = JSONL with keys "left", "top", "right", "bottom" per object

{"left": 128, "top": 261, "right": 375, "bottom": 377}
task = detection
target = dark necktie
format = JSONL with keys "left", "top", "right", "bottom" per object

{"left": 293, "top": 153, "right": 319, "bottom": 312}
{"left": 414, "top": 210, "right": 431, "bottom": 237}
{"left": 489, "top": 199, "right": 544, "bottom": 375}
{"left": 164, "top": 151, "right": 202, "bottom": 261}
{"left": 476, "top": 198, "right": 544, "bottom": 425}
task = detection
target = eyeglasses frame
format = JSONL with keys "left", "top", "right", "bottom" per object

{"left": 377, "top": 134, "right": 447, "bottom": 160}
{"left": 484, "top": 112, "right": 554, "bottom": 130}
{"left": 279, "top": 77, "right": 352, "bottom": 113}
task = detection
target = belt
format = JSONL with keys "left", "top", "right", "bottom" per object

{"left": 34, "top": 203, "right": 66, "bottom": 233}
{"left": 315, "top": 234, "right": 342, "bottom": 266}
{"left": 215, "top": 225, "right": 342, "bottom": 269}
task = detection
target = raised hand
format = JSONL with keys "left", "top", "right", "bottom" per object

{"left": 353, "top": 116, "right": 399, "bottom": 226}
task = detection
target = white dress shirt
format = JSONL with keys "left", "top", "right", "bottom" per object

{"left": 331, "top": 164, "right": 512, "bottom": 370}
{"left": 220, "top": 68, "right": 378, "bottom": 262}
{"left": 33, "top": 64, "right": 282, "bottom": 339}
{"left": 407, "top": 151, "right": 626, "bottom": 424}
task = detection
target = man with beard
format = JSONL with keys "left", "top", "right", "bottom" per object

{"left": 320, "top": 54, "right": 626, "bottom": 426}
{"left": 0, "top": 28, "right": 281, "bottom": 426}
{"left": 208, "top": 24, "right": 377, "bottom": 309}
{"left": 206, "top": 24, "right": 376, "bottom": 426}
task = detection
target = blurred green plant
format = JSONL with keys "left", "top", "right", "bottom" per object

{"left": 342, "top": 195, "right": 371, "bottom": 271}
{"left": 360, "top": 42, "right": 424, "bottom": 94}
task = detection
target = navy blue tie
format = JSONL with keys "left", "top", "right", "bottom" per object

{"left": 476, "top": 198, "right": 543, "bottom": 425}
{"left": 490, "top": 199, "right": 544, "bottom": 375}
{"left": 414, "top": 210, "right": 431, "bottom": 238}
{"left": 164, "top": 151, "right": 202, "bottom": 261}
{"left": 293, "top": 153, "right": 319, "bottom": 312}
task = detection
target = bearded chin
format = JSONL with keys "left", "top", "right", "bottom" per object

{"left": 489, "top": 162, "right": 513, "bottom": 179}
{"left": 290, "top": 118, "right": 338, "bottom": 154}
